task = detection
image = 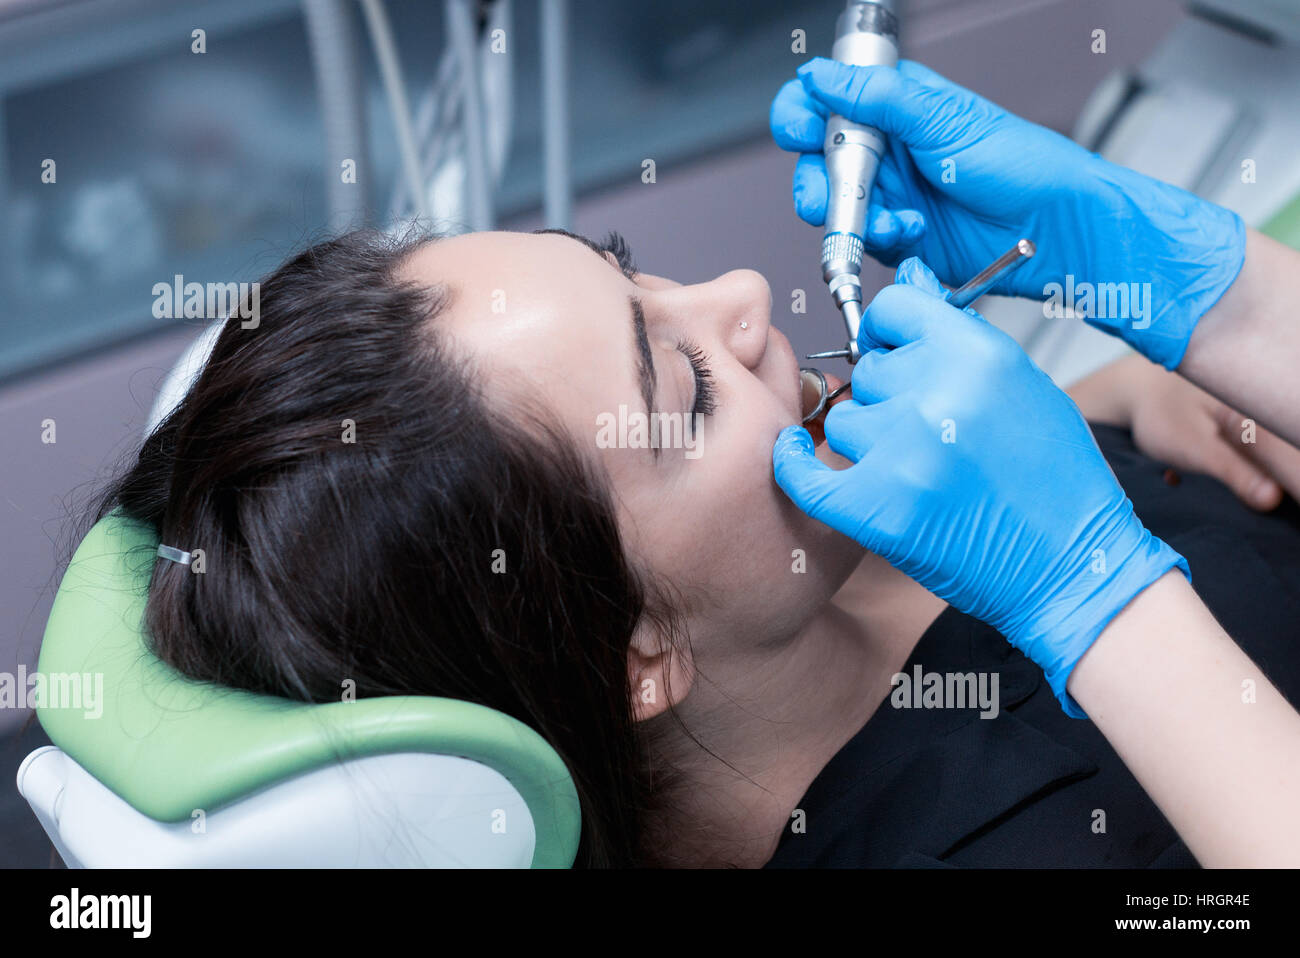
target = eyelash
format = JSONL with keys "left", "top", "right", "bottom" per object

{"left": 676, "top": 338, "right": 717, "bottom": 416}
{"left": 598, "top": 231, "right": 639, "bottom": 280}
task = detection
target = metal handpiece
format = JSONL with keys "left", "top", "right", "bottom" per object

{"left": 820, "top": 0, "right": 900, "bottom": 364}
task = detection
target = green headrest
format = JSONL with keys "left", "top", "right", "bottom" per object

{"left": 1262, "top": 190, "right": 1300, "bottom": 251}
{"left": 37, "top": 512, "right": 581, "bottom": 868}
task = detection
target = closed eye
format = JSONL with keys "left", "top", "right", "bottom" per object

{"left": 677, "top": 338, "right": 717, "bottom": 416}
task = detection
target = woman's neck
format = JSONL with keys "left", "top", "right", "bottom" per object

{"left": 647, "top": 552, "right": 947, "bottom": 868}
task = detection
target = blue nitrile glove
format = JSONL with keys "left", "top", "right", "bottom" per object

{"left": 773, "top": 257, "right": 1190, "bottom": 717}
{"left": 769, "top": 57, "right": 1246, "bottom": 370}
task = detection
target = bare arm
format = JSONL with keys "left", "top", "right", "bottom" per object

{"left": 1068, "top": 571, "right": 1300, "bottom": 866}
{"left": 1068, "top": 353, "right": 1300, "bottom": 510}
{"left": 1178, "top": 228, "right": 1300, "bottom": 447}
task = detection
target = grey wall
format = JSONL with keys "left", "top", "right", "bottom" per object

{"left": 0, "top": 0, "right": 1184, "bottom": 734}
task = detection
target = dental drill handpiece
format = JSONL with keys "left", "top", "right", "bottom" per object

{"left": 821, "top": 0, "right": 900, "bottom": 364}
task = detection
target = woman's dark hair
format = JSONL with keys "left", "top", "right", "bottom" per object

{"left": 93, "top": 228, "right": 687, "bottom": 867}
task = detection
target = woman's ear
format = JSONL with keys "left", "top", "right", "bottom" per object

{"left": 626, "top": 621, "right": 695, "bottom": 722}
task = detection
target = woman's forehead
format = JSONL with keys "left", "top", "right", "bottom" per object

{"left": 402, "top": 229, "right": 597, "bottom": 284}
{"left": 405, "top": 231, "right": 646, "bottom": 449}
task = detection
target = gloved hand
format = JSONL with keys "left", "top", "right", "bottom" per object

{"left": 773, "top": 258, "right": 1189, "bottom": 717}
{"left": 770, "top": 57, "right": 1246, "bottom": 370}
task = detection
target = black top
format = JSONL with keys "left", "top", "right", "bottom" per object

{"left": 765, "top": 424, "right": 1300, "bottom": 868}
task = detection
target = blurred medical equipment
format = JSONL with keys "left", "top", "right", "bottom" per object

{"left": 302, "top": 0, "right": 373, "bottom": 231}
{"left": 145, "top": 0, "right": 570, "bottom": 430}
{"left": 819, "top": 0, "right": 899, "bottom": 365}
{"left": 142, "top": 0, "right": 570, "bottom": 434}
{"left": 18, "top": 513, "right": 581, "bottom": 867}
{"left": 373, "top": 0, "right": 570, "bottom": 233}
{"left": 801, "top": 238, "right": 1037, "bottom": 423}
{"left": 304, "top": 0, "right": 569, "bottom": 233}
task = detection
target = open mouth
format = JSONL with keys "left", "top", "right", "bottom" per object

{"left": 800, "top": 369, "right": 850, "bottom": 447}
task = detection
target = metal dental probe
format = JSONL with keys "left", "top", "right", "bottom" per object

{"left": 800, "top": 239, "right": 1037, "bottom": 418}
{"left": 945, "top": 238, "right": 1037, "bottom": 311}
{"left": 819, "top": 0, "right": 901, "bottom": 366}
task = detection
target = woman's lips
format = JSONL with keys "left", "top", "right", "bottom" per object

{"left": 805, "top": 371, "right": 850, "bottom": 447}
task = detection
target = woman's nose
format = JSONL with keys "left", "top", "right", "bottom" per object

{"left": 664, "top": 269, "right": 773, "bottom": 369}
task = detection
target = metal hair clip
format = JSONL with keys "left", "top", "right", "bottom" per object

{"left": 156, "top": 544, "right": 192, "bottom": 566}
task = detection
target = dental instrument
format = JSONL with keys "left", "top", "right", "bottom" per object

{"left": 945, "top": 238, "right": 1037, "bottom": 310}
{"left": 800, "top": 238, "right": 1037, "bottom": 422}
{"left": 819, "top": 0, "right": 900, "bottom": 366}
{"left": 806, "top": 238, "right": 1038, "bottom": 364}
{"left": 800, "top": 366, "right": 831, "bottom": 425}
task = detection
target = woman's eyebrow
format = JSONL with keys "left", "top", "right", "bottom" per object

{"left": 629, "top": 296, "right": 659, "bottom": 461}
{"left": 534, "top": 227, "right": 661, "bottom": 460}
{"left": 533, "top": 226, "right": 606, "bottom": 259}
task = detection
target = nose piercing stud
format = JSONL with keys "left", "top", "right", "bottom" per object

{"left": 739, "top": 321, "right": 749, "bottom": 330}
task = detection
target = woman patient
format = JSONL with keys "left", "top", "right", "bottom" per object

{"left": 95, "top": 227, "right": 1300, "bottom": 868}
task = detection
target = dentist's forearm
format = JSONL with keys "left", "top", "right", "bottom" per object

{"left": 1067, "top": 570, "right": 1300, "bottom": 867}
{"left": 1179, "top": 229, "right": 1300, "bottom": 447}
